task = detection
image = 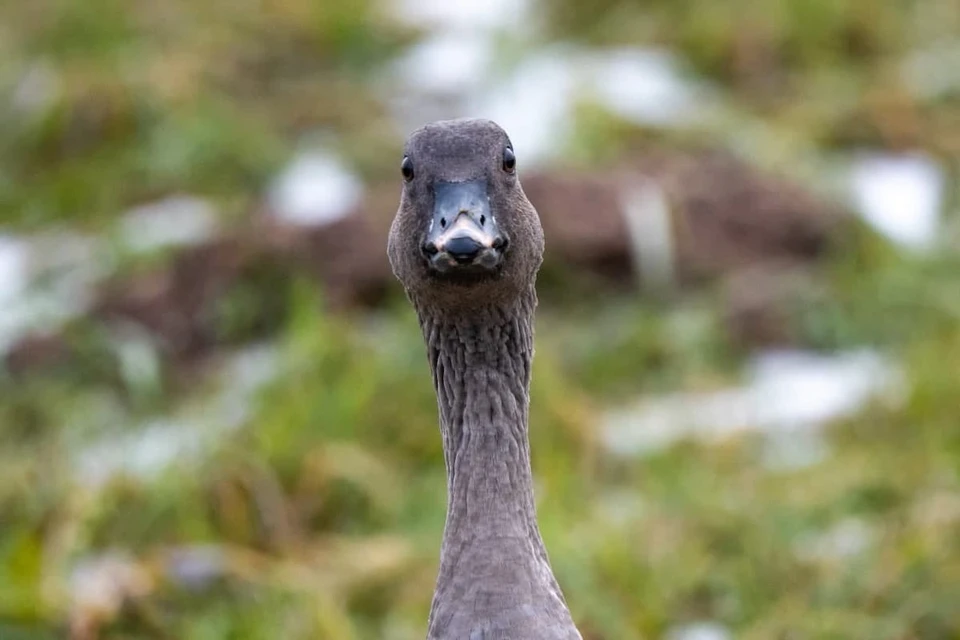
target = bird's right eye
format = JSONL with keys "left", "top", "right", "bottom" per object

{"left": 401, "top": 156, "right": 415, "bottom": 182}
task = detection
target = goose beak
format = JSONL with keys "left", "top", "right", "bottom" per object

{"left": 422, "top": 180, "right": 507, "bottom": 273}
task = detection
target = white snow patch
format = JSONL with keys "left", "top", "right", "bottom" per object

{"left": 849, "top": 153, "right": 944, "bottom": 251}
{"left": 587, "top": 47, "right": 703, "bottom": 127}
{"left": 385, "top": 43, "right": 706, "bottom": 168}
{"left": 666, "top": 621, "right": 732, "bottom": 640}
{"left": 394, "top": 32, "right": 495, "bottom": 96}
{"left": 0, "top": 235, "right": 29, "bottom": 305}
{"left": 602, "top": 350, "right": 904, "bottom": 459}
{"left": 388, "top": 0, "right": 532, "bottom": 32}
{"left": 268, "top": 151, "right": 363, "bottom": 227}
{"left": 0, "top": 232, "right": 107, "bottom": 358}
{"left": 119, "top": 195, "right": 218, "bottom": 253}
{"left": 468, "top": 49, "right": 580, "bottom": 166}
{"left": 795, "top": 518, "right": 874, "bottom": 562}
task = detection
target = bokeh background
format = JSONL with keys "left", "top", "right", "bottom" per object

{"left": 2, "top": 0, "right": 960, "bottom": 638}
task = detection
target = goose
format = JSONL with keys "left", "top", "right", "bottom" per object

{"left": 387, "top": 118, "right": 583, "bottom": 640}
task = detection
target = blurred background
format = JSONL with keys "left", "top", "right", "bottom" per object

{"left": 1, "top": 0, "right": 959, "bottom": 638}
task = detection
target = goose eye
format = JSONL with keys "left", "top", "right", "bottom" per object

{"left": 502, "top": 147, "right": 516, "bottom": 173}
{"left": 401, "top": 156, "right": 415, "bottom": 182}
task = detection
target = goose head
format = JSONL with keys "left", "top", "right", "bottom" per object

{"left": 387, "top": 118, "right": 544, "bottom": 312}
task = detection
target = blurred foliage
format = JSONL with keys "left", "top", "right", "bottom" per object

{"left": 550, "top": 0, "right": 960, "bottom": 167}
{"left": 0, "top": 0, "right": 413, "bottom": 229}
{"left": 2, "top": 0, "right": 960, "bottom": 638}
{"left": 4, "top": 230, "right": 960, "bottom": 637}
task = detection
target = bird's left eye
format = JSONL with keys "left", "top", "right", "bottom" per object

{"left": 502, "top": 147, "right": 516, "bottom": 173}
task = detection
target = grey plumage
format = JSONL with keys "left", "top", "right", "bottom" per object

{"left": 388, "top": 118, "right": 582, "bottom": 640}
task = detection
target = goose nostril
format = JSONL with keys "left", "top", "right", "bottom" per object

{"left": 439, "top": 218, "right": 447, "bottom": 229}
{"left": 480, "top": 215, "right": 486, "bottom": 226}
